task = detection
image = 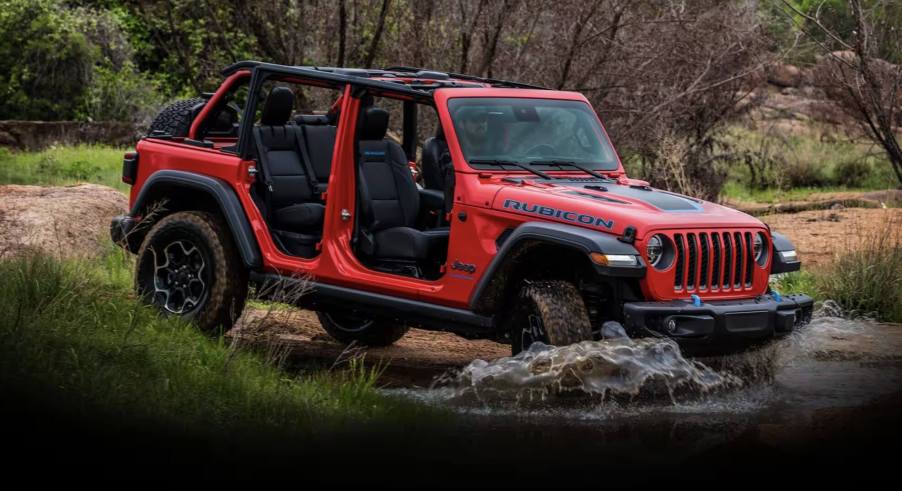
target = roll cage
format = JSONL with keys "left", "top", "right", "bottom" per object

{"left": 217, "top": 61, "right": 547, "bottom": 160}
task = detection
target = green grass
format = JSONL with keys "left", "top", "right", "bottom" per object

{"left": 0, "top": 250, "right": 436, "bottom": 436}
{"left": 719, "top": 126, "right": 898, "bottom": 203}
{"left": 0, "top": 144, "right": 128, "bottom": 192}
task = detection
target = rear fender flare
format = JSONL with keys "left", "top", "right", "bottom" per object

{"left": 130, "top": 170, "right": 261, "bottom": 268}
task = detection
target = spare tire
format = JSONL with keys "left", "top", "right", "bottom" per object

{"left": 148, "top": 97, "right": 206, "bottom": 137}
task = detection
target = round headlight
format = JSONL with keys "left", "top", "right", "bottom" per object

{"left": 647, "top": 235, "right": 664, "bottom": 267}
{"left": 754, "top": 232, "right": 767, "bottom": 265}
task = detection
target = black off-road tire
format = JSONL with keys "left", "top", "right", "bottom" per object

{"left": 316, "top": 311, "right": 409, "bottom": 347}
{"left": 148, "top": 98, "right": 206, "bottom": 137}
{"left": 135, "top": 211, "right": 248, "bottom": 333}
{"left": 508, "top": 280, "right": 593, "bottom": 355}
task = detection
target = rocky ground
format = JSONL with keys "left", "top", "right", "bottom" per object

{"left": 0, "top": 184, "right": 127, "bottom": 259}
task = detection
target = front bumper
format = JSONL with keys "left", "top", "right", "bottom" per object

{"left": 622, "top": 293, "right": 814, "bottom": 355}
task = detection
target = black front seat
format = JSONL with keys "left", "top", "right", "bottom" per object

{"left": 421, "top": 130, "right": 455, "bottom": 216}
{"left": 252, "top": 87, "right": 324, "bottom": 233}
{"left": 357, "top": 107, "right": 448, "bottom": 261}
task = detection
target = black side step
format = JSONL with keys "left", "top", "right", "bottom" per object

{"left": 249, "top": 272, "right": 496, "bottom": 338}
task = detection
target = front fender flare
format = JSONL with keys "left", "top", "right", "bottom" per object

{"left": 770, "top": 231, "right": 801, "bottom": 274}
{"left": 469, "top": 222, "right": 644, "bottom": 312}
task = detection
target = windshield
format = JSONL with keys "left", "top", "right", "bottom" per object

{"left": 448, "top": 97, "right": 619, "bottom": 171}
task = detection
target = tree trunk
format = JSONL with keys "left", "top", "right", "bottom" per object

{"left": 363, "top": 0, "right": 392, "bottom": 69}
{"left": 337, "top": 0, "right": 347, "bottom": 67}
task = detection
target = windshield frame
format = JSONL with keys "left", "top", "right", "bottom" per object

{"left": 443, "top": 95, "right": 623, "bottom": 174}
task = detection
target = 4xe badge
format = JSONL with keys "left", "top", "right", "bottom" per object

{"left": 451, "top": 260, "right": 476, "bottom": 274}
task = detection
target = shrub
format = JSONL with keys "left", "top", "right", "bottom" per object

{"left": 0, "top": 0, "right": 95, "bottom": 120}
{"left": 782, "top": 158, "right": 829, "bottom": 188}
{"left": 80, "top": 63, "right": 164, "bottom": 124}
{"left": 832, "top": 159, "right": 872, "bottom": 187}
{"left": 0, "top": 0, "right": 162, "bottom": 123}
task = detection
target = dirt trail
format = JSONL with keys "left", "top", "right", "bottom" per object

{"left": 0, "top": 184, "right": 127, "bottom": 259}
{"left": 729, "top": 189, "right": 902, "bottom": 216}
{"left": 232, "top": 308, "right": 508, "bottom": 384}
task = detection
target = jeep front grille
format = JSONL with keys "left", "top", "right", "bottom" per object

{"left": 671, "top": 230, "right": 759, "bottom": 293}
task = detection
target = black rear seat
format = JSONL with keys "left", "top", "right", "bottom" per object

{"left": 253, "top": 88, "right": 328, "bottom": 257}
{"left": 294, "top": 113, "right": 337, "bottom": 191}
{"left": 299, "top": 124, "right": 336, "bottom": 190}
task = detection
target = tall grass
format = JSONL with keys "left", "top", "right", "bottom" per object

{"left": 772, "top": 214, "right": 902, "bottom": 323}
{"left": 0, "top": 251, "right": 433, "bottom": 435}
{"left": 0, "top": 144, "right": 127, "bottom": 191}
{"left": 814, "top": 215, "right": 902, "bottom": 322}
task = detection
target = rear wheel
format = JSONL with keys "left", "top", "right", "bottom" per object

{"left": 508, "top": 280, "right": 593, "bottom": 355}
{"left": 135, "top": 211, "right": 248, "bottom": 333}
{"left": 316, "top": 311, "right": 409, "bottom": 347}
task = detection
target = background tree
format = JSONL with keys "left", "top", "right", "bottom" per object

{"left": 780, "top": 0, "right": 902, "bottom": 186}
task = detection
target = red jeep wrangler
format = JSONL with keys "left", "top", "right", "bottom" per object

{"left": 111, "top": 61, "right": 812, "bottom": 356}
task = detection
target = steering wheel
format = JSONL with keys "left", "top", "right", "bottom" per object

{"left": 524, "top": 144, "right": 556, "bottom": 157}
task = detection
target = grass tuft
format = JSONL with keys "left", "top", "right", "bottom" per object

{"left": 814, "top": 215, "right": 902, "bottom": 322}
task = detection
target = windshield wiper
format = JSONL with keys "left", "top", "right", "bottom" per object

{"left": 469, "top": 159, "right": 552, "bottom": 180}
{"left": 531, "top": 160, "right": 612, "bottom": 181}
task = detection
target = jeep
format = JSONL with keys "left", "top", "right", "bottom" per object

{"left": 111, "top": 61, "right": 813, "bottom": 356}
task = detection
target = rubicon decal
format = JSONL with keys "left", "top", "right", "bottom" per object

{"left": 503, "top": 199, "right": 614, "bottom": 230}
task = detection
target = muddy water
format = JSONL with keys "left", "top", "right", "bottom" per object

{"left": 385, "top": 302, "right": 902, "bottom": 464}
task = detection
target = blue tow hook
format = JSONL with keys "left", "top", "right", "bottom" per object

{"left": 690, "top": 294, "right": 702, "bottom": 307}
{"left": 772, "top": 290, "right": 783, "bottom": 302}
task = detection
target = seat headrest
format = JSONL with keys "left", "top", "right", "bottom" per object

{"left": 261, "top": 87, "right": 294, "bottom": 126}
{"left": 360, "top": 107, "right": 389, "bottom": 140}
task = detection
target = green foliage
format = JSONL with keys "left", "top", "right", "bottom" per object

{"left": 79, "top": 62, "right": 164, "bottom": 123}
{"left": 120, "top": 0, "right": 257, "bottom": 97}
{"left": 0, "top": 251, "right": 433, "bottom": 434}
{"left": 833, "top": 158, "right": 873, "bottom": 187}
{"left": 770, "top": 270, "right": 818, "bottom": 298}
{"left": 721, "top": 126, "right": 897, "bottom": 203}
{"left": 0, "top": 0, "right": 162, "bottom": 122}
{"left": 0, "top": 145, "right": 128, "bottom": 191}
{"left": 770, "top": 0, "right": 902, "bottom": 64}
{"left": 0, "top": 0, "right": 95, "bottom": 120}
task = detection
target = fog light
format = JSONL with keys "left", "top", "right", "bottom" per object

{"left": 666, "top": 318, "right": 677, "bottom": 333}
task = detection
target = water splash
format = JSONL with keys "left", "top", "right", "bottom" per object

{"left": 430, "top": 322, "right": 741, "bottom": 404}
{"left": 386, "top": 303, "right": 899, "bottom": 417}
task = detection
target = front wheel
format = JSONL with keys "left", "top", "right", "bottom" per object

{"left": 135, "top": 211, "right": 248, "bottom": 333}
{"left": 316, "top": 311, "right": 409, "bottom": 347}
{"left": 508, "top": 280, "right": 594, "bottom": 355}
